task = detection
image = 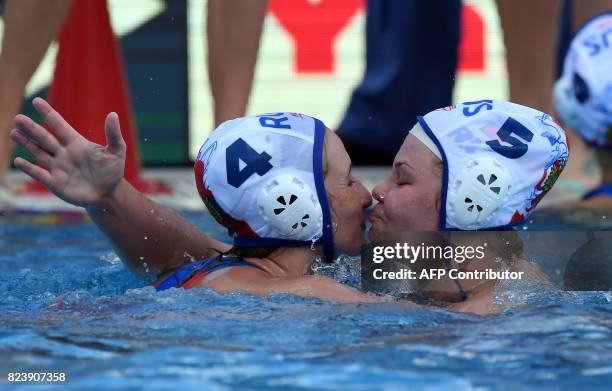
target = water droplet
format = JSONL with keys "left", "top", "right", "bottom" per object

{"left": 144, "top": 138, "right": 148, "bottom": 142}
{"left": 139, "top": 256, "right": 144, "bottom": 261}
{"left": 150, "top": 209, "right": 155, "bottom": 214}
{"left": 149, "top": 77, "right": 154, "bottom": 81}
{"left": 100, "top": 252, "right": 121, "bottom": 264}
{"left": 184, "top": 252, "right": 197, "bottom": 263}
{"left": 603, "top": 215, "right": 607, "bottom": 220}
{"left": 144, "top": 235, "right": 148, "bottom": 240}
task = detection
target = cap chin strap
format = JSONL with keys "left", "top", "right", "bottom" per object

{"left": 256, "top": 172, "right": 323, "bottom": 241}
{"left": 447, "top": 156, "right": 512, "bottom": 230}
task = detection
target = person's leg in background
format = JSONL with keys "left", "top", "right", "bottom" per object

{"left": 337, "top": 0, "right": 460, "bottom": 165}
{"left": 497, "top": 0, "right": 596, "bottom": 194}
{"left": 0, "top": 0, "right": 72, "bottom": 191}
{"left": 496, "top": 0, "right": 560, "bottom": 114}
{"left": 571, "top": 0, "right": 612, "bottom": 30}
{"left": 207, "top": 0, "right": 268, "bottom": 127}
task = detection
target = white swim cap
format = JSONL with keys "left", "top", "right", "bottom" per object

{"left": 194, "top": 113, "right": 335, "bottom": 261}
{"left": 418, "top": 100, "right": 570, "bottom": 230}
{"left": 554, "top": 12, "right": 612, "bottom": 149}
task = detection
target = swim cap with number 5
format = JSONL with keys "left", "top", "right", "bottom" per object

{"left": 417, "top": 100, "right": 570, "bottom": 230}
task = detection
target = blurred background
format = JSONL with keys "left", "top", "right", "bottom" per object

{"left": 3, "top": 0, "right": 507, "bottom": 165}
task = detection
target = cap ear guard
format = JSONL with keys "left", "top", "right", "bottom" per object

{"left": 447, "top": 157, "right": 512, "bottom": 230}
{"left": 573, "top": 72, "right": 590, "bottom": 103}
{"left": 256, "top": 172, "right": 323, "bottom": 241}
{"left": 554, "top": 77, "right": 588, "bottom": 133}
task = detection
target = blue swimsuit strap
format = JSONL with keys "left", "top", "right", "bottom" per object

{"left": 583, "top": 184, "right": 612, "bottom": 200}
{"left": 444, "top": 257, "right": 468, "bottom": 303}
{"left": 156, "top": 255, "right": 258, "bottom": 292}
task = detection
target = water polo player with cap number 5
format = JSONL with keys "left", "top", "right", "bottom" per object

{"left": 368, "top": 100, "right": 569, "bottom": 312}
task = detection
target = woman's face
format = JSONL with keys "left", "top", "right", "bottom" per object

{"left": 324, "top": 130, "right": 373, "bottom": 255}
{"left": 369, "top": 134, "right": 443, "bottom": 239}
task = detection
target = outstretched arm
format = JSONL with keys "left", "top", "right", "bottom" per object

{"left": 85, "top": 179, "right": 230, "bottom": 276}
{"left": 10, "top": 98, "right": 229, "bottom": 276}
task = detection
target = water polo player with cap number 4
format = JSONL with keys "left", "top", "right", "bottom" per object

{"left": 368, "top": 100, "right": 569, "bottom": 313}
{"left": 154, "top": 111, "right": 384, "bottom": 298}
{"left": 10, "top": 99, "right": 389, "bottom": 304}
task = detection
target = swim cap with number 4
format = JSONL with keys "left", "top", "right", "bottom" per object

{"left": 194, "top": 113, "right": 335, "bottom": 261}
{"left": 417, "top": 100, "right": 570, "bottom": 230}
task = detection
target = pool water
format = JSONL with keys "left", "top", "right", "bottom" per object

{"left": 1, "top": 212, "right": 611, "bottom": 390}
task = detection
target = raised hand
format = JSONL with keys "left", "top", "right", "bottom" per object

{"left": 10, "top": 97, "right": 126, "bottom": 207}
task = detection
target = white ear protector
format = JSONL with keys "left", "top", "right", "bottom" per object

{"left": 256, "top": 173, "right": 323, "bottom": 241}
{"left": 447, "top": 156, "right": 512, "bottom": 230}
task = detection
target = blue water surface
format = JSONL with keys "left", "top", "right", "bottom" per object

{"left": 0, "top": 212, "right": 611, "bottom": 390}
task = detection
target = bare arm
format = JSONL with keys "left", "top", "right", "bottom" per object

{"left": 206, "top": 268, "right": 393, "bottom": 304}
{"left": 86, "top": 179, "right": 229, "bottom": 276}
{"left": 10, "top": 98, "right": 229, "bottom": 276}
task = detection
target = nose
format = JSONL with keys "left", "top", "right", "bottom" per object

{"left": 372, "top": 181, "right": 389, "bottom": 203}
{"left": 356, "top": 181, "right": 373, "bottom": 208}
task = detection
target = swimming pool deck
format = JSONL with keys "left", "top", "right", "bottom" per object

{"left": 0, "top": 167, "right": 596, "bottom": 213}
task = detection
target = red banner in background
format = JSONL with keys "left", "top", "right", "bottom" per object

{"left": 269, "top": 0, "right": 363, "bottom": 73}
{"left": 459, "top": 5, "right": 485, "bottom": 72}
{"left": 269, "top": 0, "right": 485, "bottom": 74}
